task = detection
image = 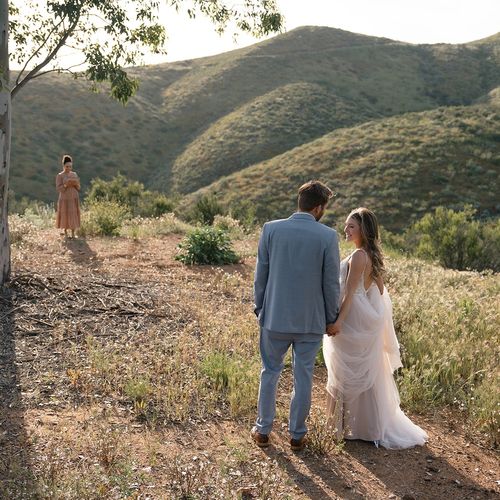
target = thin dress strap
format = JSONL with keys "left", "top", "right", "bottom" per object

{"left": 356, "top": 248, "right": 369, "bottom": 277}
{"left": 347, "top": 249, "right": 369, "bottom": 290}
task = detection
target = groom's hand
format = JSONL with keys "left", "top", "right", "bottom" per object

{"left": 326, "top": 323, "right": 340, "bottom": 336}
{"left": 327, "top": 322, "right": 341, "bottom": 336}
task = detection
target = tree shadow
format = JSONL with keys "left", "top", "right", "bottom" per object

{"left": 342, "top": 439, "right": 498, "bottom": 499}
{"left": 62, "top": 237, "right": 100, "bottom": 267}
{"left": 0, "top": 288, "right": 38, "bottom": 498}
{"left": 260, "top": 426, "right": 497, "bottom": 499}
{"left": 263, "top": 445, "right": 366, "bottom": 499}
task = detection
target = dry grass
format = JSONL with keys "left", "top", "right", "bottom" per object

{"left": 1, "top": 227, "right": 499, "bottom": 498}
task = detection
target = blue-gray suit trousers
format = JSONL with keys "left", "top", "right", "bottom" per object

{"left": 256, "top": 328, "right": 322, "bottom": 440}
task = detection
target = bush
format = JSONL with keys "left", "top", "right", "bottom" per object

{"left": 86, "top": 174, "right": 175, "bottom": 218}
{"left": 188, "top": 194, "right": 224, "bottom": 225}
{"left": 406, "top": 206, "right": 499, "bottom": 271}
{"left": 175, "top": 227, "right": 239, "bottom": 265}
{"left": 380, "top": 226, "right": 406, "bottom": 254}
{"left": 472, "top": 218, "right": 500, "bottom": 272}
{"left": 140, "top": 192, "right": 175, "bottom": 218}
{"left": 80, "top": 201, "right": 130, "bottom": 237}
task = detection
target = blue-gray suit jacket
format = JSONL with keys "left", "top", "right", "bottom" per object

{"left": 254, "top": 212, "right": 341, "bottom": 335}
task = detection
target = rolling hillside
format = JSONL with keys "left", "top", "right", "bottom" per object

{"left": 187, "top": 102, "right": 500, "bottom": 231}
{"left": 10, "top": 26, "right": 500, "bottom": 222}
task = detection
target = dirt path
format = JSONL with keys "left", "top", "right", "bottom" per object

{"left": 1, "top": 230, "right": 498, "bottom": 499}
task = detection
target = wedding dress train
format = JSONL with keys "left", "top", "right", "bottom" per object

{"left": 323, "top": 254, "right": 428, "bottom": 449}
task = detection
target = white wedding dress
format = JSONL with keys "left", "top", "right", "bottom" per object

{"left": 323, "top": 253, "right": 428, "bottom": 449}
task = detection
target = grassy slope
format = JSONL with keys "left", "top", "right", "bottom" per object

{"left": 186, "top": 102, "right": 500, "bottom": 231}
{"left": 10, "top": 26, "right": 500, "bottom": 204}
{"left": 10, "top": 64, "right": 189, "bottom": 203}
{"left": 167, "top": 26, "right": 500, "bottom": 193}
{"left": 171, "top": 82, "right": 377, "bottom": 192}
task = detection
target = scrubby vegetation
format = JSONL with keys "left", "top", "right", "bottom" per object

{"left": 188, "top": 103, "right": 500, "bottom": 232}
{"left": 85, "top": 174, "right": 175, "bottom": 218}
{"left": 387, "top": 255, "right": 499, "bottom": 445}
{"left": 4, "top": 209, "right": 499, "bottom": 497}
{"left": 406, "top": 206, "right": 500, "bottom": 272}
{"left": 175, "top": 226, "right": 239, "bottom": 265}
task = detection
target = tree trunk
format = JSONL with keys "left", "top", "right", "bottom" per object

{"left": 0, "top": 0, "right": 11, "bottom": 285}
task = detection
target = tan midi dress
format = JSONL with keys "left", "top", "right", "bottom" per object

{"left": 55, "top": 171, "right": 81, "bottom": 230}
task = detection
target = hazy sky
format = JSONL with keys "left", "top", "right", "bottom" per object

{"left": 152, "top": 0, "right": 500, "bottom": 64}
{"left": 11, "top": 0, "right": 500, "bottom": 69}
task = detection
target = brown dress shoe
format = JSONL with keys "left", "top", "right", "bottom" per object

{"left": 290, "top": 436, "right": 306, "bottom": 451}
{"left": 251, "top": 428, "right": 270, "bottom": 448}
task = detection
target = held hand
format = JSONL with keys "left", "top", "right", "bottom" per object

{"left": 326, "top": 321, "right": 341, "bottom": 337}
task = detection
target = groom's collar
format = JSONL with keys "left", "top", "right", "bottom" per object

{"left": 290, "top": 212, "right": 316, "bottom": 221}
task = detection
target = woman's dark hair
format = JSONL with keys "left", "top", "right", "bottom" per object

{"left": 62, "top": 155, "right": 72, "bottom": 165}
{"left": 298, "top": 180, "right": 333, "bottom": 211}
{"left": 348, "top": 207, "right": 386, "bottom": 280}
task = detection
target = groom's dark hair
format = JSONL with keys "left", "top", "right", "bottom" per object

{"left": 298, "top": 180, "right": 333, "bottom": 211}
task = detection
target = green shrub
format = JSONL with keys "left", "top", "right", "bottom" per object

{"left": 406, "top": 206, "right": 498, "bottom": 271}
{"left": 86, "top": 174, "right": 175, "bottom": 218}
{"left": 80, "top": 201, "right": 130, "bottom": 236}
{"left": 139, "top": 192, "right": 175, "bottom": 218}
{"left": 472, "top": 218, "right": 500, "bottom": 272}
{"left": 86, "top": 174, "right": 143, "bottom": 207}
{"left": 188, "top": 194, "right": 224, "bottom": 225}
{"left": 175, "top": 227, "right": 239, "bottom": 265}
{"left": 380, "top": 226, "right": 406, "bottom": 254}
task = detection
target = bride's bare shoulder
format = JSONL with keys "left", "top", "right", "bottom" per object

{"left": 351, "top": 248, "right": 368, "bottom": 263}
{"left": 349, "top": 249, "right": 368, "bottom": 271}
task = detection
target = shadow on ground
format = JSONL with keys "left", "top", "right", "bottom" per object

{"left": 344, "top": 439, "right": 498, "bottom": 499}
{"left": 0, "top": 287, "right": 38, "bottom": 498}
{"left": 262, "top": 432, "right": 497, "bottom": 499}
{"left": 62, "top": 237, "right": 99, "bottom": 267}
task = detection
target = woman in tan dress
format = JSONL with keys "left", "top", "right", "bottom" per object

{"left": 55, "top": 155, "right": 81, "bottom": 238}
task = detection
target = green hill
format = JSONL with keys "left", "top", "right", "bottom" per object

{"left": 171, "top": 82, "right": 376, "bottom": 192}
{"left": 10, "top": 64, "right": 186, "bottom": 202}
{"left": 9, "top": 26, "right": 500, "bottom": 216}
{"left": 186, "top": 102, "right": 500, "bottom": 231}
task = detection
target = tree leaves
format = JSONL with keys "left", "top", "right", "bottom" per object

{"left": 8, "top": 0, "right": 283, "bottom": 103}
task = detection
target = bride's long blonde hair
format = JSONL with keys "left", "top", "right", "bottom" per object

{"left": 348, "top": 207, "right": 386, "bottom": 280}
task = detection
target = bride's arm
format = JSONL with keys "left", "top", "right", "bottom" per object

{"left": 329, "top": 250, "right": 366, "bottom": 335}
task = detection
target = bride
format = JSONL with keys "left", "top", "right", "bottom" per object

{"left": 323, "top": 207, "right": 427, "bottom": 449}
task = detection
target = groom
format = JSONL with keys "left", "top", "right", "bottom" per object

{"left": 252, "top": 180, "right": 341, "bottom": 451}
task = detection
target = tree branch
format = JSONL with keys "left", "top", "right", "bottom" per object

{"left": 28, "top": 60, "right": 86, "bottom": 80}
{"left": 16, "top": 18, "right": 65, "bottom": 86}
{"left": 12, "top": 12, "right": 81, "bottom": 100}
